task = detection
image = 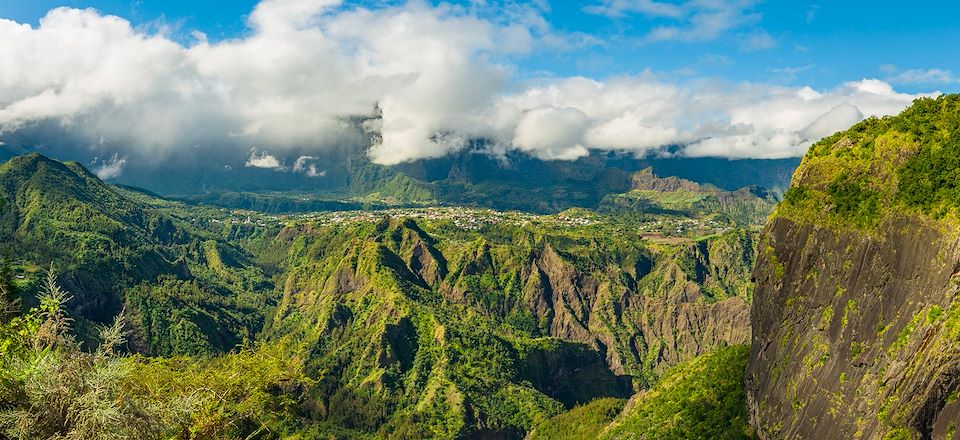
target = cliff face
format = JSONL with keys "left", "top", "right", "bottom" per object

{"left": 749, "top": 215, "right": 960, "bottom": 439}
{"left": 747, "top": 95, "right": 960, "bottom": 439}
{"left": 274, "top": 219, "right": 754, "bottom": 382}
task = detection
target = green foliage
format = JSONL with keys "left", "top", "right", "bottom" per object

{"left": 777, "top": 94, "right": 960, "bottom": 229}
{"left": 0, "top": 153, "right": 276, "bottom": 351}
{"left": 882, "top": 427, "right": 914, "bottom": 440}
{"left": 601, "top": 345, "right": 754, "bottom": 440}
{"left": 125, "top": 276, "right": 265, "bottom": 356}
{"left": 0, "top": 270, "right": 173, "bottom": 439}
{"left": 528, "top": 398, "right": 626, "bottom": 440}
{"left": 0, "top": 269, "right": 311, "bottom": 439}
{"left": 827, "top": 174, "right": 881, "bottom": 227}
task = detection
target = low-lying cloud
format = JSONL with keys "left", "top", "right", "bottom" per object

{"left": 245, "top": 149, "right": 285, "bottom": 170}
{"left": 92, "top": 153, "right": 127, "bottom": 180}
{"left": 0, "top": 0, "right": 938, "bottom": 167}
{"left": 293, "top": 155, "right": 325, "bottom": 177}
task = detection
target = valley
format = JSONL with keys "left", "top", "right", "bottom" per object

{"left": 0, "top": 152, "right": 766, "bottom": 438}
{"left": 6, "top": 95, "right": 960, "bottom": 440}
{"left": 2, "top": 1, "right": 959, "bottom": 438}
{"left": 7, "top": 95, "right": 960, "bottom": 439}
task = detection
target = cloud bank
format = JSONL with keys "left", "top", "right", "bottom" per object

{"left": 0, "top": 0, "right": 936, "bottom": 167}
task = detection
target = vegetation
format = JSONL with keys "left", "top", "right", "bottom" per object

{"left": 528, "top": 398, "right": 627, "bottom": 440}
{"left": 0, "top": 153, "right": 276, "bottom": 351}
{"left": 602, "top": 345, "right": 754, "bottom": 440}
{"left": 777, "top": 94, "right": 960, "bottom": 229}
{"left": 0, "top": 153, "right": 763, "bottom": 438}
{"left": 0, "top": 267, "right": 309, "bottom": 439}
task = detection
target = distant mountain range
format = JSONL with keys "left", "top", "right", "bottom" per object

{"left": 0, "top": 137, "right": 798, "bottom": 214}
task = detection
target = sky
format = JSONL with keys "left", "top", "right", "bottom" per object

{"left": 0, "top": 0, "right": 957, "bottom": 177}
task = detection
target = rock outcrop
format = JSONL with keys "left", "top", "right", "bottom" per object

{"left": 630, "top": 167, "right": 707, "bottom": 193}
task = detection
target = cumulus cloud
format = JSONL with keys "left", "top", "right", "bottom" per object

{"left": 245, "top": 149, "right": 284, "bottom": 169}
{"left": 681, "top": 79, "right": 925, "bottom": 158}
{"left": 92, "top": 153, "right": 126, "bottom": 179}
{"left": 0, "top": 1, "right": 520, "bottom": 165}
{"left": 512, "top": 107, "right": 590, "bottom": 160}
{"left": 493, "top": 76, "right": 928, "bottom": 161}
{"left": 294, "top": 155, "right": 325, "bottom": 177}
{"left": 0, "top": 1, "right": 938, "bottom": 167}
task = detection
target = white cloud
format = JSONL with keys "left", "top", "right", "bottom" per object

{"left": 496, "top": 77, "right": 929, "bottom": 160}
{"left": 884, "top": 67, "right": 958, "bottom": 86}
{"left": 512, "top": 106, "right": 591, "bottom": 160}
{"left": 0, "top": 2, "right": 938, "bottom": 167}
{"left": 770, "top": 65, "right": 812, "bottom": 81}
{"left": 245, "top": 148, "right": 284, "bottom": 169}
{"left": 0, "top": 3, "right": 525, "bottom": 165}
{"left": 631, "top": 0, "right": 766, "bottom": 43}
{"left": 681, "top": 79, "right": 928, "bottom": 158}
{"left": 584, "top": 0, "right": 685, "bottom": 19}
{"left": 805, "top": 5, "right": 820, "bottom": 24}
{"left": 800, "top": 103, "right": 863, "bottom": 141}
{"left": 587, "top": 0, "right": 777, "bottom": 49}
{"left": 92, "top": 153, "right": 126, "bottom": 179}
{"left": 294, "top": 155, "right": 325, "bottom": 177}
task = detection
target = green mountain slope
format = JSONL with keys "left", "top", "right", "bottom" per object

{"left": 0, "top": 153, "right": 274, "bottom": 354}
{"left": 600, "top": 168, "right": 778, "bottom": 225}
{"left": 530, "top": 345, "right": 753, "bottom": 440}
{"left": 0, "top": 153, "right": 761, "bottom": 438}
{"left": 252, "top": 211, "right": 755, "bottom": 436}
{"left": 602, "top": 345, "right": 752, "bottom": 440}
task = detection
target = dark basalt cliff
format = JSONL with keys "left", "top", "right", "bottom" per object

{"left": 749, "top": 215, "right": 960, "bottom": 439}
{"left": 747, "top": 95, "right": 960, "bottom": 439}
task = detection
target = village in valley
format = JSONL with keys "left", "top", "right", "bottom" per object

{"left": 201, "top": 205, "right": 741, "bottom": 242}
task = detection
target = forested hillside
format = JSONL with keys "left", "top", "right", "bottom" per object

{"left": 0, "top": 154, "right": 761, "bottom": 438}
{"left": 0, "top": 153, "right": 275, "bottom": 354}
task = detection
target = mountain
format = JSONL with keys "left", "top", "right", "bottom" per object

{"left": 0, "top": 152, "right": 760, "bottom": 438}
{"left": 599, "top": 167, "right": 778, "bottom": 224}
{"left": 257, "top": 212, "right": 755, "bottom": 436}
{"left": 0, "top": 134, "right": 799, "bottom": 214}
{"left": 747, "top": 95, "right": 960, "bottom": 438}
{"left": 0, "top": 153, "right": 274, "bottom": 354}
{"left": 528, "top": 345, "right": 752, "bottom": 440}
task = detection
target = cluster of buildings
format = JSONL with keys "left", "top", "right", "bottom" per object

{"left": 194, "top": 206, "right": 734, "bottom": 240}
{"left": 637, "top": 217, "right": 732, "bottom": 237}
{"left": 293, "top": 206, "right": 599, "bottom": 230}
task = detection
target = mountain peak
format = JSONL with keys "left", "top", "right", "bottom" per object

{"left": 631, "top": 167, "right": 711, "bottom": 193}
{"left": 0, "top": 153, "right": 104, "bottom": 196}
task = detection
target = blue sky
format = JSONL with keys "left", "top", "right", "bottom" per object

{"left": 0, "top": 0, "right": 953, "bottom": 170}
{"left": 3, "top": 1, "right": 957, "bottom": 93}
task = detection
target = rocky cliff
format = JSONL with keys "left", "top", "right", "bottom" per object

{"left": 747, "top": 95, "right": 960, "bottom": 439}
